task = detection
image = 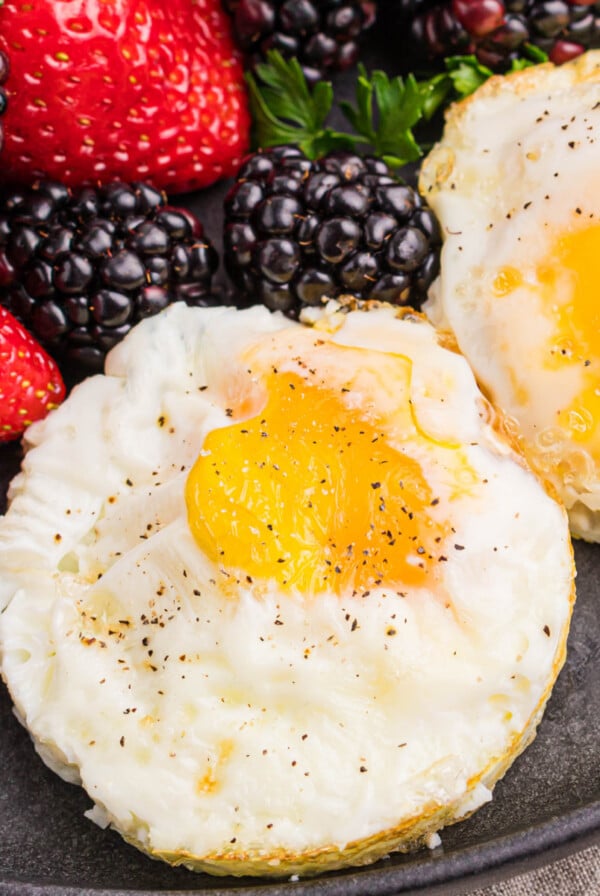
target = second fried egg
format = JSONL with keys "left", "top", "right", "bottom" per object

{"left": 420, "top": 50, "right": 600, "bottom": 540}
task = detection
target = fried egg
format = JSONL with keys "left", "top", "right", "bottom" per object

{"left": 420, "top": 50, "right": 600, "bottom": 540}
{"left": 0, "top": 303, "right": 574, "bottom": 877}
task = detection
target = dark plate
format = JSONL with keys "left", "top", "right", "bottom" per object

{"left": 1, "top": 18, "right": 600, "bottom": 896}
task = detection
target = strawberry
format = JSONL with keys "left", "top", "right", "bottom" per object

{"left": 0, "top": 307, "right": 66, "bottom": 442}
{"left": 0, "top": 0, "right": 251, "bottom": 194}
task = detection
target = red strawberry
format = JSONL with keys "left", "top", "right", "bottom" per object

{"left": 0, "top": 0, "right": 250, "bottom": 194}
{"left": 0, "top": 307, "right": 66, "bottom": 442}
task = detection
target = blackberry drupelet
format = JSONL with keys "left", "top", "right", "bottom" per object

{"left": 396, "top": 0, "right": 600, "bottom": 68}
{"left": 223, "top": 0, "right": 376, "bottom": 83}
{"left": 0, "top": 180, "right": 218, "bottom": 372}
{"left": 223, "top": 146, "right": 442, "bottom": 316}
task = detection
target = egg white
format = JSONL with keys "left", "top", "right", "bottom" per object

{"left": 420, "top": 50, "right": 600, "bottom": 540}
{"left": 0, "top": 303, "right": 574, "bottom": 876}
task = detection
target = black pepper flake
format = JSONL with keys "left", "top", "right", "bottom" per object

{"left": 543, "top": 625, "right": 551, "bottom": 637}
{"left": 454, "top": 544, "right": 465, "bottom": 551}
{"left": 371, "top": 481, "right": 381, "bottom": 489}
{"left": 119, "top": 736, "right": 125, "bottom": 747}
{"left": 359, "top": 765, "right": 367, "bottom": 773}
{"left": 351, "top": 618, "right": 359, "bottom": 632}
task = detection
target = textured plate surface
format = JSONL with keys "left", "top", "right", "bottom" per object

{"left": 1, "top": 21, "right": 600, "bottom": 895}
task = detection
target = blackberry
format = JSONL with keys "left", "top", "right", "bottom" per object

{"left": 224, "top": 146, "right": 442, "bottom": 316}
{"left": 396, "top": 0, "right": 600, "bottom": 69}
{"left": 223, "top": 0, "right": 376, "bottom": 83}
{"left": 0, "top": 180, "right": 218, "bottom": 373}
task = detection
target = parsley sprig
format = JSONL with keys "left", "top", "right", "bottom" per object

{"left": 246, "top": 47, "right": 548, "bottom": 168}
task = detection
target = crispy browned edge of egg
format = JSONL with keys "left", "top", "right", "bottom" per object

{"left": 419, "top": 49, "right": 600, "bottom": 199}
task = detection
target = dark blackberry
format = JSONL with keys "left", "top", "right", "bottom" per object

{"left": 396, "top": 0, "right": 600, "bottom": 69}
{"left": 223, "top": 146, "right": 442, "bottom": 316}
{"left": 0, "top": 180, "right": 218, "bottom": 373}
{"left": 223, "top": 0, "right": 376, "bottom": 83}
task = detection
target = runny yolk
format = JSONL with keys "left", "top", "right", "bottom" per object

{"left": 185, "top": 366, "right": 448, "bottom": 596}
{"left": 545, "top": 223, "right": 600, "bottom": 447}
{"left": 494, "top": 222, "right": 600, "bottom": 451}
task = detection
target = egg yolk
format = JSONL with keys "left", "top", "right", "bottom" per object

{"left": 549, "top": 224, "right": 600, "bottom": 447}
{"left": 185, "top": 361, "right": 449, "bottom": 596}
{"left": 495, "top": 222, "right": 600, "bottom": 452}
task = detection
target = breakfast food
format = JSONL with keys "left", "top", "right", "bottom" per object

{"left": 0, "top": 302, "right": 574, "bottom": 876}
{"left": 0, "top": 180, "right": 218, "bottom": 372}
{"left": 420, "top": 50, "right": 600, "bottom": 539}
{"left": 397, "top": 0, "right": 600, "bottom": 69}
{"left": 0, "top": 0, "right": 250, "bottom": 192}
{"left": 0, "top": 306, "right": 65, "bottom": 441}
{"left": 224, "top": 147, "right": 442, "bottom": 314}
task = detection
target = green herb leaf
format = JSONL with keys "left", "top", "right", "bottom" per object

{"left": 340, "top": 67, "right": 424, "bottom": 166}
{"left": 510, "top": 43, "right": 549, "bottom": 70}
{"left": 444, "top": 54, "right": 494, "bottom": 98}
{"left": 246, "top": 51, "right": 357, "bottom": 158}
{"left": 246, "top": 49, "right": 549, "bottom": 168}
{"left": 418, "top": 71, "right": 454, "bottom": 121}
{"left": 338, "top": 65, "right": 376, "bottom": 144}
